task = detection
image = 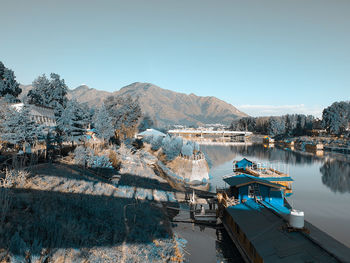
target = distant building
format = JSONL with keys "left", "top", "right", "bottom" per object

{"left": 136, "top": 128, "right": 166, "bottom": 139}
{"left": 11, "top": 103, "right": 56, "bottom": 127}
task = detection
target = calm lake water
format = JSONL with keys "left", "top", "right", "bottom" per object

{"left": 201, "top": 144, "right": 350, "bottom": 248}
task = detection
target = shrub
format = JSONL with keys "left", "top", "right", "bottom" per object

{"left": 132, "top": 138, "right": 144, "bottom": 150}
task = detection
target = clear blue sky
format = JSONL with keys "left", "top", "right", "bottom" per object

{"left": 1, "top": 0, "right": 350, "bottom": 116}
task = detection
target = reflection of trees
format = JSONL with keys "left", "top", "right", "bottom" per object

{"left": 202, "top": 144, "right": 323, "bottom": 168}
{"left": 233, "top": 144, "right": 320, "bottom": 165}
{"left": 320, "top": 160, "right": 350, "bottom": 193}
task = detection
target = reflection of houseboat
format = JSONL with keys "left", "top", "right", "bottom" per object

{"left": 233, "top": 158, "right": 293, "bottom": 195}
{"left": 263, "top": 136, "right": 274, "bottom": 144}
{"left": 277, "top": 140, "right": 294, "bottom": 148}
{"left": 305, "top": 143, "right": 324, "bottom": 152}
{"left": 217, "top": 174, "right": 350, "bottom": 262}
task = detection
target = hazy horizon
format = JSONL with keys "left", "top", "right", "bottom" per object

{"left": 2, "top": 0, "right": 350, "bottom": 117}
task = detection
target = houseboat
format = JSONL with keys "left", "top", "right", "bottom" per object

{"left": 233, "top": 158, "right": 293, "bottom": 195}
{"left": 217, "top": 174, "right": 350, "bottom": 262}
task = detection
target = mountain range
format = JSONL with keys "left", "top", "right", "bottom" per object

{"left": 19, "top": 82, "right": 247, "bottom": 126}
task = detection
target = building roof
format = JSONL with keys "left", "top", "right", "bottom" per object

{"left": 137, "top": 128, "right": 166, "bottom": 138}
{"left": 223, "top": 174, "right": 286, "bottom": 189}
{"left": 11, "top": 103, "right": 55, "bottom": 118}
{"left": 234, "top": 158, "right": 254, "bottom": 168}
{"left": 226, "top": 199, "right": 342, "bottom": 262}
{"left": 259, "top": 177, "right": 294, "bottom": 182}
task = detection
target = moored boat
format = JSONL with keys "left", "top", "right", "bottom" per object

{"left": 233, "top": 158, "right": 293, "bottom": 195}
{"left": 217, "top": 173, "right": 350, "bottom": 262}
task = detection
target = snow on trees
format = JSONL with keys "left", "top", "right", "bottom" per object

{"left": 143, "top": 135, "right": 199, "bottom": 160}
{"left": 322, "top": 101, "right": 350, "bottom": 135}
{"left": 161, "top": 135, "right": 183, "bottom": 161}
{"left": 0, "top": 61, "right": 22, "bottom": 102}
{"left": 56, "top": 100, "right": 88, "bottom": 145}
{"left": 268, "top": 117, "right": 286, "bottom": 136}
{"left": 230, "top": 114, "right": 315, "bottom": 137}
{"left": 104, "top": 95, "right": 142, "bottom": 139}
{"left": 93, "top": 104, "right": 114, "bottom": 142}
{"left": 74, "top": 146, "right": 112, "bottom": 168}
{"left": 28, "top": 73, "right": 68, "bottom": 108}
{"left": 0, "top": 104, "right": 43, "bottom": 149}
{"left": 181, "top": 141, "right": 194, "bottom": 157}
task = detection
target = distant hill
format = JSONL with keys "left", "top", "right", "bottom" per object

{"left": 19, "top": 82, "right": 248, "bottom": 126}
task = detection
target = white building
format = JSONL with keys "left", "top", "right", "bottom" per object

{"left": 11, "top": 103, "right": 56, "bottom": 127}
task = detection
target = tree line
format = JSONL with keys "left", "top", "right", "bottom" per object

{"left": 230, "top": 101, "right": 350, "bottom": 137}
{"left": 230, "top": 114, "right": 315, "bottom": 137}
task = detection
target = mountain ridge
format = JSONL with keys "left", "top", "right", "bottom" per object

{"left": 19, "top": 82, "right": 248, "bottom": 126}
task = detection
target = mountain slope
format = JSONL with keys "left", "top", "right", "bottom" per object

{"left": 19, "top": 82, "right": 247, "bottom": 126}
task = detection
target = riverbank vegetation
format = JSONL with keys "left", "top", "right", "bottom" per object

{"left": 230, "top": 101, "right": 350, "bottom": 139}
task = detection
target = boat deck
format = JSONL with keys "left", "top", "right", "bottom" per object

{"left": 225, "top": 199, "right": 350, "bottom": 262}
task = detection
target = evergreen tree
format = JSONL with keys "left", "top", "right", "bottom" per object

{"left": 28, "top": 73, "right": 68, "bottom": 108}
{"left": 0, "top": 61, "right": 5, "bottom": 77}
{"left": 181, "top": 141, "right": 194, "bottom": 157}
{"left": 0, "top": 62, "right": 22, "bottom": 102}
{"left": 104, "top": 95, "right": 142, "bottom": 139}
{"left": 0, "top": 105, "right": 43, "bottom": 149}
{"left": 267, "top": 117, "right": 285, "bottom": 136}
{"left": 162, "top": 136, "right": 183, "bottom": 160}
{"left": 322, "top": 101, "right": 350, "bottom": 135}
{"left": 56, "top": 100, "right": 87, "bottom": 145}
{"left": 93, "top": 104, "right": 114, "bottom": 141}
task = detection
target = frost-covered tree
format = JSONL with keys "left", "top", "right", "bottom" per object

{"left": 181, "top": 141, "right": 194, "bottom": 157}
{"left": 150, "top": 135, "right": 163, "bottom": 151}
{"left": 74, "top": 146, "right": 94, "bottom": 167}
{"left": 0, "top": 62, "right": 22, "bottom": 102}
{"left": 56, "top": 100, "right": 87, "bottom": 145}
{"left": 322, "top": 101, "right": 350, "bottom": 135}
{"left": 0, "top": 105, "right": 43, "bottom": 149}
{"left": 28, "top": 73, "right": 68, "bottom": 108}
{"left": 74, "top": 146, "right": 112, "bottom": 168}
{"left": 93, "top": 104, "right": 114, "bottom": 141}
{"left": 162, "top": 136, "right": 183, "bottom": 160}
{"left": 267, "top": 117, "right": 286, "bottom": 136}
{"left": 104, "top": 95, "right": 142, "bottom": 139}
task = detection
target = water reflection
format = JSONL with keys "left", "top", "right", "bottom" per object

{"left": 231, "top": 144, "right": 321, "bottom": 165}
{"left": 203, "top": 144, "right": 350, "bottom": 194}
{"left": 203, "top": 144, "right": 350, "bottom": 248}
{"left": 320, "top": 160, "right": 350, "bottom": 193}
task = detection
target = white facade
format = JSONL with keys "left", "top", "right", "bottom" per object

{"left": 11, "top": 103, "right": 56, "bottom": 127}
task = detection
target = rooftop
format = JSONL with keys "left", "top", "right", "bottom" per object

{"left": 226, "top": 199, "right": 348, "bottom": 262}
{"left": 137, "top": 129, "right": 166, "bottom": 138}
{"left": 223, "top": 174, "right": 286, "bottom": 189}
